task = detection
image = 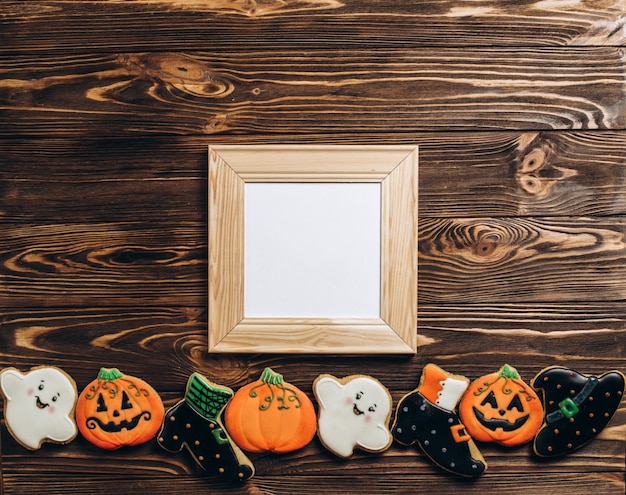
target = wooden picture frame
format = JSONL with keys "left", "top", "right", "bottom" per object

{"left": 208, "top": 145, "right": 418, "bottom": 354}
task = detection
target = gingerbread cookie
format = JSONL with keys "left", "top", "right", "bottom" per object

{"left": 76, "top": 368, "right": 165, "bottom": 450}
{"left": 0, "top": 366, "right": 78, "bottom": 450}
{"left": 392, "top": 363, "right": 487, "bottom": 477}
{"left": 531, "top": 366, "right": 625, "bottom": 457}
{"left": 224, "top": 367, "right": 317, "bottom": 453}
{"left": 459, "top": 364, "right": 543, "bottom": 447}
{"left": 313, "top": 374, "right": 393, "bottom": 458}
{"left": 158, "top": 372, "right": 254, "bottom": 482}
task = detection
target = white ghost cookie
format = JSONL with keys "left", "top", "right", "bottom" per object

{"left": 313, "top": 374, "right": 393, "bottom": 458}
{"left": 0, "top": 366, "right": 78, "bottom": 450}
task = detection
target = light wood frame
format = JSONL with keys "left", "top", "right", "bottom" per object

{"left": 208, "top": 145, "right": 418, "bottom": 354}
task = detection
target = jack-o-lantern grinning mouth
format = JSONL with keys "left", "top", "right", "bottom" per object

{"left": 85, "top": 411, "right": 152, "bottom": 432}
{"left": 35, "top": 396, "right": 48, "bottom": 409}
{"left": 472, "top": 407, "right": 528, "bottom": 432}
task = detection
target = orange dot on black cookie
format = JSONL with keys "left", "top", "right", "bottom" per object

{"left": 185, "top": 423, "right": 191, "bottom": 429}
{"left": 209, "top": 423, "right": 215, "bottom": 429}
{"left": 589, "top": 413, "right": 594, "bottom": 418}
{"left": 567, "top": 443, "right": 573, "bottom": 449}
{"left": 173, "top": 435, "right": 179, "bottom": 441}
{"left": 547, "top": 446, "right": 553, "bottom": 452}
{"left": 194, "top": 440, "right": 200, "bottom": 446}
{"left": 218, "top": 467, "right": 225, "bottom": 474}
{"left": 169, "top": 416, "right": 176, "bottom": 422}
{"left": 605, "top": 392, "right": 611, "bottom": 397}
{"left": 575, "top": 431, "right": 581, "bottom": 436}
{"left": 238, "top": 473, "right": 245, "bottom": 479}
{"left": 556, "top": 384, "right": 562, "bottom": 390}
{"left": 198, "top": 455, "right": 204, "bottom": 461}
{"left": 215, "top": 453, "right": 221, "bottom": 459}
{"left": 553, "top": 428, "right": 559, "bottom": 435}
{"left": 570, "top": 389, "right": 575, "bottom": 395}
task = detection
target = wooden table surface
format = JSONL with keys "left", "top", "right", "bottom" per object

{"left": 1, "top": 1, "right": 625, "bottom": 494}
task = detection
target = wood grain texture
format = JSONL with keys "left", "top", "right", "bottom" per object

{"left": 1, "top": 49, "right": 625, "bottom": 136}
{"left": 1, "top": 0, "right": 625, "bottom": 53}
{"left": 1, "top": 0, "right": 625, "bottom": 494}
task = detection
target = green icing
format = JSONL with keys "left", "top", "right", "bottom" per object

{"left": 184, "top": 372, "right": 233, "bottom": 420}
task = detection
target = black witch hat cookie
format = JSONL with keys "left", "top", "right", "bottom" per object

{"left": 157, "top": 373, "right": 254, "bottom": 482}
{"left": 392, "top": 363, "right": 487, "bottom": 477}
{"left": 531, "top": 366, "right": 625, "bottom": 457}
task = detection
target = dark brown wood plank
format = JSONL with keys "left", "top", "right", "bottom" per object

{"left": 419, "top": 216, "right": 626, "bottom": 303}
{"left": 1, "top": 472, "right": 623, "bottom": 495}
{"left": 1, "top": 0, "right": 624, "bottom": 54}
{"left": 1, "top": 132, "right": 626, "bottom": 222}
{"left": 0, "top": 223, "right": 206, "bottom": 307}
{"left": 1, "top": 49, "right": 624, "bottom": 136}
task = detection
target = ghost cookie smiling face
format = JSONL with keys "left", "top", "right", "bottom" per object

{"left": 313, "top": 374, "right": 393, "bottom": 458}
{"left": 0, "top": 366, "right": 78, "bottom": 450}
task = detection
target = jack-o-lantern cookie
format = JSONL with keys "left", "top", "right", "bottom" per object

{"left": 392, "top": 363, "right": 487, "bottom": 477}
{"left": 0, "top": 366, "right": 78, "bottom": 450}
{"left": 76, "top": 368, "right": 165, "bottom": 450}
{"left": 313, "top": 374, "right": 393, "bottom": 458}
{"left": 531, "top": 366, "right": 625, "bottom": 457}
{"left": 224, "top": 367, "right": 317, "bottom": 453}
{"left": 459, "top": 364, "right": 543, "bottom": 447}
{"left": 158, "top": 372, "right": 254, "bottom": 482}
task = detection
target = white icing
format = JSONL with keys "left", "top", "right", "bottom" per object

{"left": 435, "top": 377, "right": 468, "bottom": 411}
{"left": 314, "top": 375, "right": 391, "bottom": 458}
{"left": 0, "top": 367, "right": 78, "bottom": 450}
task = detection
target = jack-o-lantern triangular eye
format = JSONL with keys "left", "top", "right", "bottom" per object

{"left": 480, "top": 391, "right": 498, "bottom": 409}
{"left": 506, "top": 394, "right": 524, "bottom": 412}
{"left": 121, "top": 391, "right": 133, "bottom": 410}
{"left": 96, "top": 393, "right": 108, "bottom": 413}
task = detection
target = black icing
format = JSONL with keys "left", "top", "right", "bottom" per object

{"left": 471, "top": 407, "right": 529, "bottom": 432}
{"left": 157, "top": 400, "right": 254, "bottom": 482}
{"left": 392, "top": 391, "right": 486, "bottom": 477}
{"left": 85, "top": 411, "right": 151, "bottom": 433}
{"left": 532, "top": 367, "right": 625, "bottom": 457}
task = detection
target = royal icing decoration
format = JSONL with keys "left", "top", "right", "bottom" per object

{"left": 392, "top": 363, "right": 487, "bottom": 477}
{"left": 0, "top": 366, "right": 78, "bottom": 450}
{"left": 531, "top": 366, "right": 625, "bottom": 457}
{"left": 76, "top": 368, "right": 165, "bottom": 450}
{"left": 224, "top": 367, "right": 317, "bottom": 453}
{"left": 459, "top": 364, "right": 543, "bottom": 447}
{"left": 158, "top": 372, "right": 254, "bottom": 482}
{"left": 313, "top": 374, "right": 393, "bottom": 458}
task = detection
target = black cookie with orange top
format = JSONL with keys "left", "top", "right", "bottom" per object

{"left": 531, "top": 366, "right": 625, "bottom": 457}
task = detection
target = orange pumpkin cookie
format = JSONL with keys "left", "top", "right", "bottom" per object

{"left": 76, "top": 367, "right": 165, "bottom": 450}
{"left": 224, "top": 367, "right": 317, "bottom": 453}
{"left": 459, "top": 364, "right": 543, "bottom": 447}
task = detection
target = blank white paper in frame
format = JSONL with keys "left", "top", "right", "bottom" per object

{"left": 244, "top": 182, "right": 381, "bottom": 319}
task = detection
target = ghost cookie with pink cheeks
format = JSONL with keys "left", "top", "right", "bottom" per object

{"left": 0, "top": 366, "right": 78, "bottom": 450}
{"left": 313, "top": 374, "right": 393, "bottom": 458}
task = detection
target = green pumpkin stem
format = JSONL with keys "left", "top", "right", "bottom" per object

{"left": 98, "top": 367, "right": 124, "bottom": 381}
{"left": 499, "top": 364, "right": 520, "bottom": 380}
{"left": 260, "top": 367, "right": 284, "bottom": 385}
